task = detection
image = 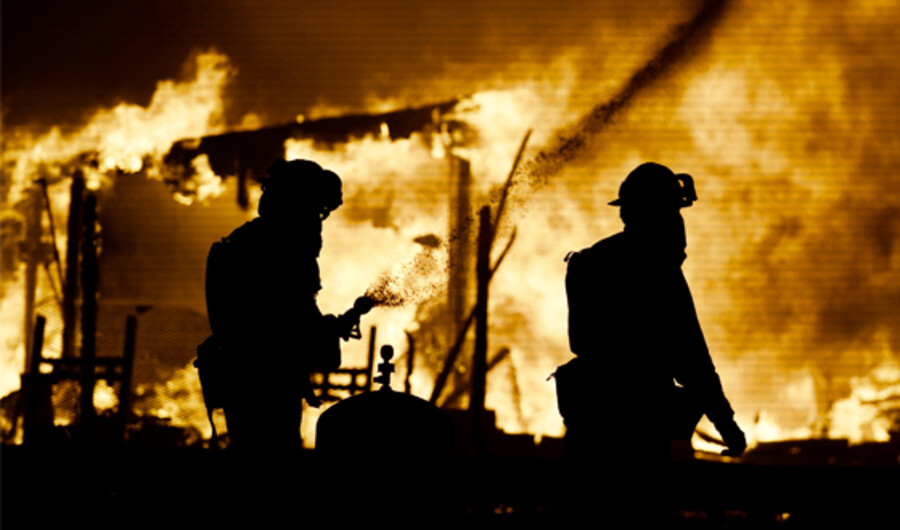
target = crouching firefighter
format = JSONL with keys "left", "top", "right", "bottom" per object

{"left": 195, "top": 158, "right": 372, "bottom": 454}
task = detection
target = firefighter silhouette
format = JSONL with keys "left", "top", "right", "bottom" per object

{"left": 556, "top": 162, "right": 745, "bottom": 520}
{"left": 204, "top": 158, "right": 358, "bottom": 454}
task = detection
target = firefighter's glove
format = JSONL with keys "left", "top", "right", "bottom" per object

{"left": 717, "top": 419, "right": 747, "bottom": 457}
{"left": 335, "top": 313, "right": 356, "bottom": 340}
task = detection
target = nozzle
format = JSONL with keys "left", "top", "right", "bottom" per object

{"left": 354, "top": 296, "right": 374, "bottom": 315}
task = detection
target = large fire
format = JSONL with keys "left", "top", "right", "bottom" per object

{"left": 1, "top": 50, "right": 233, "bottom": 436}
{"left": 2, "top": 0, "right": 899, "bottom": 454}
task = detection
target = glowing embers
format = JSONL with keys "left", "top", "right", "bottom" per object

{"left": 829, "top": 359, "right": 900, "bottom": 443}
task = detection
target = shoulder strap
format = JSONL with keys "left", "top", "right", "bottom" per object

{"left": 564, "top": 249, "right": 593, "bottom": 355}
{"left": 564, "top": 250, "right": 586, "bottom": 295}
{"left": 205, "top": 238, "right": 233, "bottom": 338}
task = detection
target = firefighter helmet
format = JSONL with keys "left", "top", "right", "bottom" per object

{"left": 609, "top": 162, "right": 696, "bottom": 209}
{"left": 258, "top": 158, "right": 343, "bottom": 217}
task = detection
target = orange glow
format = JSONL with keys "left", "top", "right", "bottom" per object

{"left": 134, "top": 361, "right": 210, "bottom": 439}
{"left": 3, "top": 51, "right": 232, "bottom": 202}
{"left": 3, "top": 1, "right": 900, "bottom": 453}
{"left": 0, "top": 51, "right": 234, "bottom": 420}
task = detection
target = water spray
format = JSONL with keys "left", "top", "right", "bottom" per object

{"left": 521, "top": 0, "right": 730, "bottom": 189}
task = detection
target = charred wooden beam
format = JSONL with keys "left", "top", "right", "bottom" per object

{"left": 119, "top": 315, "right": 137, "bottom": 425}
{"left": 470, "top": 206, "right": 492, "bottom": 455}
{"left": 441, "top": 347, "right": 512, "bottom": 411}
{"left": 37, "top": 179, "right": 64, "bottom": 298}
{"left": 366, "top": 326, "right": 377, "bottom": 392}
{"left": 162, "top": 100, "right": 460, "bottom": 210}
{"left": 22, "top": 315, "right": 48, "bottom": 445}
{"left": 80, "top": 193, "right": 99, "bottom": 426}
{"left": 62, "top": 172, "right": 85, "bottom": 358}
{"left": 23, "top": 186, "right": 41, "bottom": 366}
{"left": 428, "top": 231, "right": 516, "bottom": 406}
{"left": 404, "top": 331, "right": 415, "bottom": 395}
{"left": 429, "top": 134, "right": 525, "bottom": 406}
{"left": 447, "top": 155, "right": 473, "bottom": 343}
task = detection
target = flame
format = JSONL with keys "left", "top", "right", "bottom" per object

{"left": 170, "top": 155, "right": 227, "bottom": 206}
{"left": 0, "top": 50, "right": 233, "bottom": 425}
{"left": 4, "top": 0, "right": 900, "bottom": 451}
{"left": 829, "top": 347, "right": 900, "bottom": 443}
{"left": 284, "top": 129, "right": 451, "bottom": 443}
{"left": 3, "top": 50, "right": 232, "bottom": 202}
{"left": 93, "top": 380, "right": 119, "bottom": 413}
{"left": 0, "top": 276, "right": 27, "bottom": 398}
{"left": 256, "top": 0, "right": 900, "bottom": 447}
{"left": 134, "top": 361, "right": 210, "bottom": 438}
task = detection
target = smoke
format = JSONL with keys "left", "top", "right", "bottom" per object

{"left": 680, "top": 1, "right": 900, "bottom": 428}
{"left": 561, "top": 0, "right": 900, "bottom": 435}
{"left": 4, "top": 0, "right": 899, "bottom": 442}
{"left": 329, "top": 0, "right": 736, "bottom": 316}
{"left": 3, "top": 0, "right": 705, "bottom": 130}
{"left": 521, "top": 0, "right": 730, "bottom": 187}
{"left": 483, "top": 0, "right": 900, "bottom": 437}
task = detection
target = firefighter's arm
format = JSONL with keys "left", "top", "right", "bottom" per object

{"left": 674, "top": 275, "right": 746, "bottom": 456}
{"left": 678, "top": 356, "right": 746, "bottom": 456}
{"left": 565, "top": 251, "right": 591, "bottom": 355}
{"left": 693, "top": 362, "right": 746, "bottom": 456}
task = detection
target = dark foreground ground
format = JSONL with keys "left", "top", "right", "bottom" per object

{"left": 3, "top": 443, "right": 898, "bottom": 529}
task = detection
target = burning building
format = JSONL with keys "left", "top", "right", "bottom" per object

{"left": 2, "top": 0, "right": 900, "bottom": 492}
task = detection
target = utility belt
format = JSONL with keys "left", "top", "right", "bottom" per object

{"left": 195, "top": 336, "right": 328, "bottom": 405}
{"left": 194, "top": 335, "right": 328, "bottom": 444}
{"left": 550, "top": 356, "right": 702, "bottom": 440}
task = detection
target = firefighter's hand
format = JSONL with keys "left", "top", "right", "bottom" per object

{"left": 718, "top": 419, "right": 747, "bottom": 457}
{"left": 335, "top": 312, "right": 358, "bottom": 340}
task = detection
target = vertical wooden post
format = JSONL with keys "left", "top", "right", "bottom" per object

{"left": 22, "top": 315, "right": 46, "bottom": 445}
{"left": 404, "top": 331, "right": 415, "bottom": 395}
{"left": 119, "top": 315, "right": 137, "bottom": 430}
{"left": 23, "top": 186, "right": 42, "bottom": 369}
{"left": 366, "top": 326, "right": 377, "bottom": 391}
{"left": 80, "top": 193, "right": 99, "bottom": 426}
{"left": 62, "top": 172, "right": 85, "bottom": 359}
{"left": 447, "top": 155, "right": 472, "bottom": 340}
{"left": 470, "top": 206, "right": 492, "bottom": 455}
